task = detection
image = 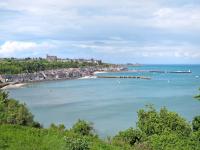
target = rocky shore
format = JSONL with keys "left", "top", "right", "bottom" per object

{"left": 0, "top": 66, "right": 127, "bottom": 88}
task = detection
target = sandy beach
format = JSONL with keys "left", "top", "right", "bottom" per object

{"left": 93, "top": 71, "right": 108, "bottom": 75}
{"left": 1, "top": 83, "right": 27, "bottom": 89}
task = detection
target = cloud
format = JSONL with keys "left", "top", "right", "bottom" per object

{"left": 70, "top": 40, "right": 200, "bottom": 59}
{"left": 2, "top": 0, "right": 199, "bottom": 39}
{"left": 0, "top": 41, "right": 55, "bottom": 57}
{"left": 0, "top": 39, "right": 200, "bottom": 63}
{"left": 0, "top": 0, "right": 200, "bottom": 63}
{"left": 152, "top": 7, "right": 200, "bottom": 30}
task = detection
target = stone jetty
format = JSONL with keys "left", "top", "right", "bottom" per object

{"left": 97, "top": 76, "right": 151, "bottom": 80}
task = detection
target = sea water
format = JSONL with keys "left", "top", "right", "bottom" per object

{"left": 7, "top": 65, "right": 200, "bottom": 137}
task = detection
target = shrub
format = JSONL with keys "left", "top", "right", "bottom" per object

{"left": 65, "top": 134, "right": 90, "bottom": 150}
{"left": 149, "top": 131, "right": 200, "bottom": 150}
{"left": 49, "top": 123, "right": 66, "bottom": 133}
{"left": 137, "top": 106, "right": 191, "bottom": 137}
{"left": 0, "top": 90, "right": 40, "bottom": 127}
{"left": 71, "top": 119, "right": 95, "bottom": 136}
{"left": 192, "top": 116, "right": 200, "bottom": 131}
{"left": 113, "top": 128, "right": 145, "bottom": 146}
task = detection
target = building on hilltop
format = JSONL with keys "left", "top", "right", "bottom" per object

{"left": 46, "top": 54, "right": 102, "bottom": 64}
{"left": 46, "top": 54, "right": 57, "bottom": 61}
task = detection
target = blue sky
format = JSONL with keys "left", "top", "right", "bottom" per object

{"left": 0, "top": 0, "right": 200, "bottom": 64}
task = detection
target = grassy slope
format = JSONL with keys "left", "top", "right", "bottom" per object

{"left": 0, "top": 124, "right": 122, "bottom": 150}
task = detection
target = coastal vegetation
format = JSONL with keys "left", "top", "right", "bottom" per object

{"left": 0, "top": 90, "right": 200, "bottom": 150}
{"left": 0, "top": 58, "right": 109, "bottom": 75}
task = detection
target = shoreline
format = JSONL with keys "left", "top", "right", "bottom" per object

{"left": 78, "top": 76, "right": 97, "bottom": 79}
{"left": 93, "top": 71, "right": 108, "bottom": 75}
{"left": 0, "top": 67, "right": 128, "bottom": 89}
{"left": 1, "top": 83, "right": 27, "bottom": 90}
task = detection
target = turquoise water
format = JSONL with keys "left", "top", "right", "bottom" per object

{"left": 7, "top": 65, "right": 200, "bottom": 137}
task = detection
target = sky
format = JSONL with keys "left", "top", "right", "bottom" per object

{"left": 0, "top": 0, "right": 200, "bottom": 64}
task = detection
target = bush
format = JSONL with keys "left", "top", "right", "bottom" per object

{"left": 65, "top": 135, "right": 90, "bottom": 150}
{"left": 49, "top": 123, "right": 66, "bottom": 133}
{"left": 149, "top": 131, "right": 200, "bottom": 150}
{"left": 137, "top": 106, "right": 191, "bottom": 137}
{"left": 192, "top": 116, "right": 200, "bottom": 131}
{"left": 71, "top": 119, "right": 95, "bottom": 136}
{"left": 113, "top": 128, "right": 145, "bottom": 146}
{"left": 0, "top": 90, "right": 40, "bottom": 127}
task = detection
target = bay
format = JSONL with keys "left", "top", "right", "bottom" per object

{"left": 7, "top": 65, "right": 200, "bottom": 137}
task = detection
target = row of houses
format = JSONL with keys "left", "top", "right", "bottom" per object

{"left": 0, "top": 68, "right": 94, "bottom": 83}
{"left": 0, "top": 65, "right": 128, "bottom": 83}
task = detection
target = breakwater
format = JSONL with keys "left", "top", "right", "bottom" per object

{"left": 130, "top": 70, "right": 192, "bottom": 74}
{"left": 97, "top": 76, "right": 151, "bottom": 80}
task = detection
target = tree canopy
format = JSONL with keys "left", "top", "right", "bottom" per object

{"left": 0, "top": 59, "right": 108, "bottom": 75}
{"left": 0, "top": 90, "right": 40, "bottom": 127}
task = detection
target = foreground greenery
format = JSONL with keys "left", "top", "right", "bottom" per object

{"left": 0, "top": 58, "right": 109, "bottom": 74}
{"left": 0, "top": 90, "right": 200, "bottom": 150}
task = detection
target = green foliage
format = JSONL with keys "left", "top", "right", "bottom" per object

{"left": 0, "top": 59, "right": 108, "bottom": 74}
{"left": 113, "top": 128, "right": 145, "bottom": 146}
{"left": 49, "top": 123, "right": 66, "bottom": 133}
{"left": 191, "top": 129, "right": 200, "bottom": 142}
{"left": 0, "top": 90, "right": 40, "bottom": 127}
{"left": 149, "top": 131, "right": 200, "bottom": 150}
{"left": 137, "top": 106, "right": 191, "bottom": 137}
{"left": 192, "top": 116, "right": 200, "bottom": 131}
{"left": 0, "top": 124, "right": 67, "bottom": 150}
{"left": 71, "top": 119, "right": 95, "bottom": 136}
{"left": 0, "top": 124, "right": 124, "bottom": 150}
{"left": 65, "top": 134, "right": 90, "bottom": 150}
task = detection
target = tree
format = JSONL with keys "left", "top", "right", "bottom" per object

{"left": 137, "top": 105, "right": 191, "bottom": 137}
{"left": 71, "top": 119, "right": 95, "bottom": 136}
{"left": 149, "top": 131, "right": 200, "bottom": 150}
{"left": 0, "top": 90, "right": 41, "bottom": 127}
{"left": 49, "top": 123, "right": 66, "bottom": 133}
{"left": 113, "top": 128, "right": 145, "bottom": 146}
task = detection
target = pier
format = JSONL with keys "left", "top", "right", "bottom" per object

{"left": 97, "top": 76, "right": 151, "bottom": 80}
{"left": 130, "top": 70, "right": 192, "bottom": 74}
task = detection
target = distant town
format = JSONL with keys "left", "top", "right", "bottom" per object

{"left": 0, "top": 54, "right": 143, "bottom": 67}
{"left": 0, "top": 54, "right": 103, "bottom": 65}
{"left": 46, "top": 54, "right": 102, "bottom": 64}
{"left": 0, "top": 54, "right": 129, "bottom": 87}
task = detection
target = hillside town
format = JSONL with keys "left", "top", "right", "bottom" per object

{"left": 0, "top": 55, "right": 128, "bottom": 88}
{"left": 0, "top": 54, "right": 102, "bottom": 65}
{"left": 46, "top": 54, "right": 102, "bottom": 65}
